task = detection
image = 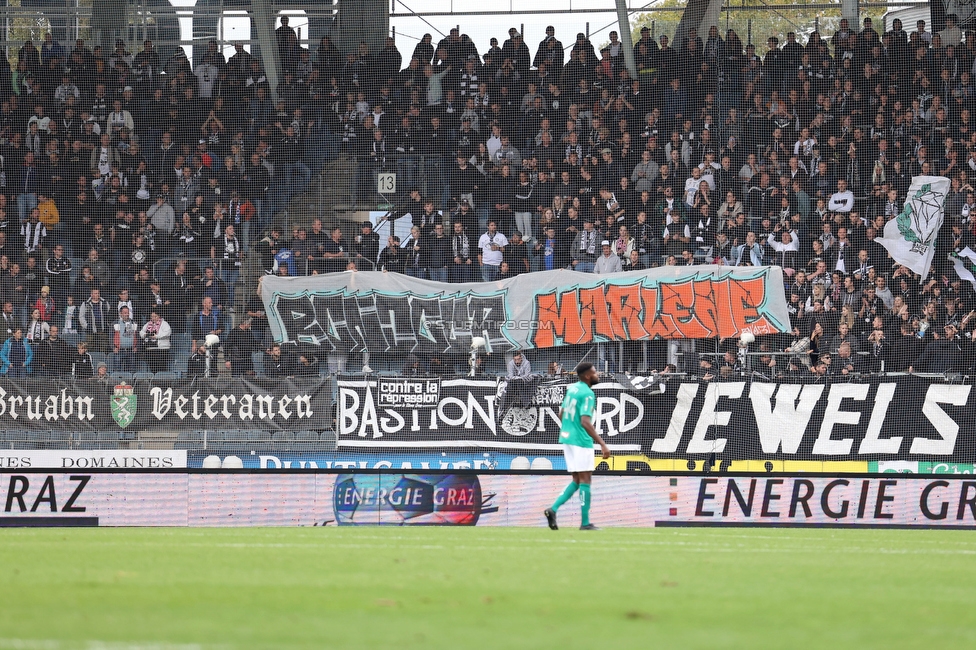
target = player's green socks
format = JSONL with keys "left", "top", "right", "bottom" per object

{"left": 551, "top": 481, "right": 578, "bottom": 512}
{"left": 579, "top": 484, "right": 592, "bottom": 526}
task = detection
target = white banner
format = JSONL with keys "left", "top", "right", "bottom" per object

{"left": 877, "top": 175, "right": 951, "bottom": 278}
{"left": 952, "top": 246, "right": 976, "bottom": 289}
{"left": 261, "top": 266, "right": 792, "bottom": 353}
{"left": 0, "top": 450, "right": 187, "bottom": 470}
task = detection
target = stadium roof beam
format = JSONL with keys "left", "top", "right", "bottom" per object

{"left": 388, "top": 1, "right": 923, "bottom": 18}
{"left": 614, "top": 0, "right": 638, "bottom": 79}
{"left": 250, "top": 0, "right": 280, "bottom": 99}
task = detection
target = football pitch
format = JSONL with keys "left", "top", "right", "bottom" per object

{"left": 1, "top": 527, "right": 974, "bottom": 649}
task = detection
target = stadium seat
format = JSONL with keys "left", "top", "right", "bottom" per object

{"left": 252, "top": 352, "right": 265, "bottom": 376}
{"left": 153, "top": 371, "right": 181, "bottom": 381}
{"left": 293, "top": 430, "right": 319, "bottom": 452}
{"left": 89, "top": 351, "right": 107, "bottom": 368}
{"left": 224, "top": 430, "right": 248, "bottom": 443}
{"left": 172, "top": 356, "right": 189, "bottom": 375}
{"left": 75, "top": 432, "right": 98, "bottom": 450}
{"left": 3, "top": 430, "right": 29, "bottom": 449}
{"left": 174, "top": 432, "right": 203, "bottom": 451}
{"left": 97, "top": 432, "right": 121, "bottom": 449}
{"left": 270, "top": 430, "right": 295, "bottom": 452}
{"left": 26, "top": 431, "right": 53, "bottom": 450}
{"left": 42, "top": 431, "right": 73, "bottom": 450}
{"left": 247, "top": 430, "right": 273, "bottom": 448}
{"left": 315, "top": 430, "right": 339, "bottom": 452}
{"left": 110, "top": 371, "right": 133, "bottom": 383}
{"left": 218, "top": 437, "right": 250, "bottom": 453}
{"left": 132, "top": 372, "right": 155, "bottom": 381}
{"left": 198, "top": 430, "right": 222, "bottom": 452}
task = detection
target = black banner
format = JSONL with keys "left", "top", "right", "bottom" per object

{"left": 0, "top": 378, "right": 332, "bottom": 432}
{"left": 336, "top": 376, "right": 976, "bottom": 462}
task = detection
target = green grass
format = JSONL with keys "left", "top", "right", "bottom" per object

{"left": 0, "top": 527, "right": 974, "bottom": 649}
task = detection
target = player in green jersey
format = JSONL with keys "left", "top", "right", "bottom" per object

{"left": 545, "top": 362, "right": 610, "bottom": 530}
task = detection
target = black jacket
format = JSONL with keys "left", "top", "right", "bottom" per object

{"left": 71, "top": 351, "right": 94, "bottom": 378}
{"left": 425, "top": 232, "right": 453, "bottom": 269}
{"left": 225, "top": 326, "right": 258, "bottom": 364}
{"left": 37, "top": 336, "right": 72, "bottom": 375}
{"left": 913, "top": 337, "right": 965, "bottom": 373}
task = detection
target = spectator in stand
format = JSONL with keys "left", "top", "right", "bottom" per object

{"left": 477, "top": 220, "right": 507, "bottom": 281}
{"left": 449, "top": 222, "right": 474, "bottom": 282}
{"left": 0, "top": 327, "right": 31, "bottom": 377}
{"left": 36, "top": 326, "right": 70, "bottom": 377}
{"left": 353, "top": 222, "right": 380, "bottom": 268}
{"left": 190, "top": 296, "right": 224, "bottom": 351}
{"left": 111, "top": 305, "right": 139, "bottom": 372}
{"left": 25, "top": 308, "right": 49, "bottom": 345}
{"left": 828, "top": 178, "right": 855, "bottom": 214}
{"left": 264, "top": 342, "right": 294, "bottom": 378}
{"left": 139, "top": 309, "right": 171, "bottom": 373}
{"left": 295, "top": 353, "right": 321, "bottom": 377}
{"left": 78, "top": 288, "right": 111, "bottom": 353}
{"left": 212, "top": 224, "right": 243, "bottom": 288}
{"left": 45, "top": 244, "right": 72, "bottom": 308}
{"left": 378, "top": 235, "right": 406, "bottom": 274}
{"left": 197, "top": 266, "right": 229, "bottom": 314}
{"left": 766, "top": 227, "right": 799, "bottom": 277}
{"left": 425, "top": 223, "right": 452, "bottom": 282}
{"left": 224, "top": 317, "right": 259, "bottom": 376}
{"left": 506, "top": 350, "right": 532, "bottom": 378}
{"left": 71, "top": 341, "right": 94, "bottom": 379}
{"left": 594, "top": 240, "right": 622, "bottom": 274}
{"left": 504, "top": 231, "right": 531, "bottom": 275}
{"left": 186, "top": 344, "right": 210, "bottom": 378}
{"left": 572, "top": 218, "right": 600, "bottom": 272}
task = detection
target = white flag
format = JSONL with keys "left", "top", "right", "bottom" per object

{"left": 876, "top": 175, "right": 951, "bottom": 278}
{"left": 952, "top": 246, "right": 976, "bottom": 289}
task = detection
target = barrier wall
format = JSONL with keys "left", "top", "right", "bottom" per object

{"left": 337, "top": 375, "right": 976, "bottom": 463}
{"left": 2, "top": 471, "right": 976, "bottom": 529}
{"left": 3, "top": 375, "right": 976, "bottom": 475}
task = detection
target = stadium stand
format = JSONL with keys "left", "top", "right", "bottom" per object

{"left": 0, "top": 14, "right": 974, "bottom": 401}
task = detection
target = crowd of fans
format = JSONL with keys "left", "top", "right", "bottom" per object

{"left": 300, "top": 15, "right": 976, "bottom": 377}
{"left": 0, "top": 27, "right": 336, "bottom": 377}
{"left": 4, "top": 14, "right": 976, "bottom": 377}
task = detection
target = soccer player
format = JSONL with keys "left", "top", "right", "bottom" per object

{"left": 545, "top": 362, "right": 610, "bottom": 530}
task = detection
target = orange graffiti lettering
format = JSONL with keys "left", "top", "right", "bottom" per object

{"left": 532, "top": 291, "right": 585, "bottom": 347}
{"left": 729, "top": 277, "right": 778, "bottom": 334}
{"left": 660, "top": 281, "right": 715, "bottom": 338}
{"left": 605, "top": 283, "right": 649, "bottom": 340}
{"left": 693, "top": 279, "right": 722, "bottom": 337}
{"left": 531, "top": 274, "right": 785, "bottom": 348}
{"left": 579, "top": 287, "right": 616, "bottom": 341}
{"left": 641, "top": 287, "right": 678, "bottom": 338}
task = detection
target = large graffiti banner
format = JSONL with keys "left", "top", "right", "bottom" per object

{"left": 261, "top": 266, "right": 790, "bottom": 353}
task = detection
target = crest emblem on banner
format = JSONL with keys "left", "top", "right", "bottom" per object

{"left": 501, "top": 407, "right": 537, "bottom": 436}
{"left": 111, "top": 383, "right": 137, "bottom": 429}
{"left": 878, "top": 175, "right": 950, "bottom": 278}
{"left": 896, "top": 182, "right": 945, "bottom": 254}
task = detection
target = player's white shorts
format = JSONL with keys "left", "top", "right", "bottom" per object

{"left": 562, "top": 444, "right": 596, "bottom": 473}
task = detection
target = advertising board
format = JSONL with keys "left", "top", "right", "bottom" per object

{"left": 2, "top": 471, "right": 974, "bottom": 529}
{"left": 337, "top": 376, "right": 976, "bottom": 463}
{"left": 0, "top": 450, "right": 187, "bottom": 469}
